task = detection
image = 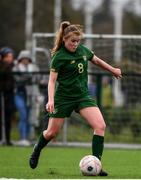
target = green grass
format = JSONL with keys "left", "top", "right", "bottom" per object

{"left": 0, "top": 146, "right": 141, "bottom": 179}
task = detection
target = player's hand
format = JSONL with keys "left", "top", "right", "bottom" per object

{"left": 46, "top": 101, "right": 54, "bottom": 113}
{"left": 112, "top": 68, "right": 122, "bottom": 79}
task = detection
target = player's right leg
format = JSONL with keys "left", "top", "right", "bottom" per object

{"left": 29, "top": 118, "right": 64, "bottom": 169}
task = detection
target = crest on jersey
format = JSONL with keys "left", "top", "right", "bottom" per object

{"left": 83, "top": 55, "right": 87, "bottom": 61}
{"left": 70, "top": 60, "right": 75, "bottom": 64}
{"left": 51, "top": 108, "right": 58, "bottom": 114}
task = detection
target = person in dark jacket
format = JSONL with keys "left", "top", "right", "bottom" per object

{"left": 0, "top": 47, "right": 15, "bottom": 145}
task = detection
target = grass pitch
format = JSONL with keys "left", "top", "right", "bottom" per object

{"left": 0, "top": 146, "right": 141, "bottom": 179}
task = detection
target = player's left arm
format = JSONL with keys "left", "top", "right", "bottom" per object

{"left": 91, "top": 55, "right": 122, "bottom": 79}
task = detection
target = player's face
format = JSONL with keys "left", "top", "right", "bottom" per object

{"left": 63, "top": 34, "right": 81, "bottom": 52}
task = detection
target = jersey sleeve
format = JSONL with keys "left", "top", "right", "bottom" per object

{"left": 82, "top": 45, "right": 94, "bottom": 61}
{"left": 50, "top": 53, "right": 63, "bottom": 72}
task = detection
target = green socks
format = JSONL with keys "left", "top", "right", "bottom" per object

{"left": 34, "top": 133, "right": 50, "bottom": 153}
{"left": 34, "top": 133, "right": 104, "bottom": 160}
{"left": 92, "top": 134, "right": 104, "bottom": 160}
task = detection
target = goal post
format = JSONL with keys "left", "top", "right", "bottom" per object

{"left": 31, "top": 33, "right": 141, "bottom": 144}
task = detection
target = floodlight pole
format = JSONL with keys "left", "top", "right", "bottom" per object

{"left": 25, "top": 0, "right": 33, "bottom": 50}
{"left": 54, "top": 0, "right": 62, "bottom": 32}
{"left": 84, "top": 0, "right": 93, "bottom": 85}
{"left": 84, "top": 2, "right": 93, "bottom": 49}
{"left": 113, "top": 0, "right": 124, "bottom": 106}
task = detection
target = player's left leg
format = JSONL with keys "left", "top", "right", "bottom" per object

{"left": 79, "top": 106, "right": 108, "bottom": 176}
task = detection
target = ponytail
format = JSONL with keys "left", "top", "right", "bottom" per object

{"left": 51, "top": 21, "right": 70, "bottom": 55}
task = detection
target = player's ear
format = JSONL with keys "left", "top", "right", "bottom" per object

{"left": 63, "top": 37, "right": 66, "bottom": 42}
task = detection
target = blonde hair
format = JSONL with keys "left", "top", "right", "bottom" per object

{"left": 51, "top": 21, "right": 83, "bottom": 55}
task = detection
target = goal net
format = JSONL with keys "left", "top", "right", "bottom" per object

{"left": 31, "top": 33, "right": 141, "bottom": 145}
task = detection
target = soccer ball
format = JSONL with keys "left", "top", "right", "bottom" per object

{"left": 79, "top": 155, "right": 102, "bottom": 176}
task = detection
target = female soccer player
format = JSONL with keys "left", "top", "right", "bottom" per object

{"left": 29, "top": 21, "right": 122, "bottom": 176}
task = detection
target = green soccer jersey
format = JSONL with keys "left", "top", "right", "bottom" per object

{"left": 50, "top": 44, "right": 94, "bottom": 98}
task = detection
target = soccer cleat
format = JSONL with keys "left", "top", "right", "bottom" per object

{"left": 98, "top": 169, "right": 108, "bottom": 176}
{"left": 29, "top": 145, "right": 40, "bottom": 169}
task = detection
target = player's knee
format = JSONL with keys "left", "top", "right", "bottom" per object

{"left": 94, "top": 122, "right": 106, "bottom": 133}
{"left": 99, "top": 122, "right": 106, "bottom": 131}
{"left": 101, "top": 122, "right": 106, "bottom": 131}
{"left": 43, "top": 129, "right": 58, "bottom": 140}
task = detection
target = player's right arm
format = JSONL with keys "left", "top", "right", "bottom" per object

{"left": 46, "top": 70, "right": 58, "bottom": 113}
{"left": 91, "top": 55, "right": 122, "bottom": 79}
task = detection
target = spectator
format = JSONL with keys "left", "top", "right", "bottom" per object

{"left": 13, "top": 50, "right": 41, "bottom": 146}
{"left": 0, "top": 47, "right": 15, "bottom": 146}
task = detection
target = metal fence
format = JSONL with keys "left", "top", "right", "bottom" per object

{"left": 1, "top": 34, "right": 141, "bottom": 146}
